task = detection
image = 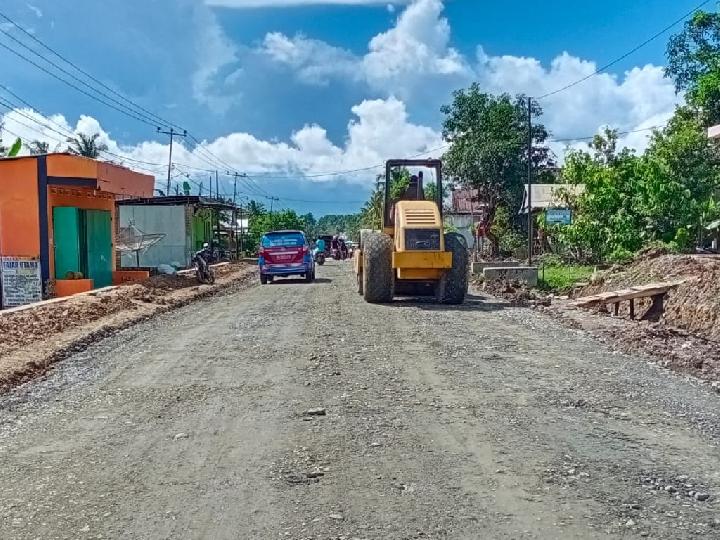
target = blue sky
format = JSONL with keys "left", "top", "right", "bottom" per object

{"left": 0, "top": 0, "right": 701, "bottom": 214}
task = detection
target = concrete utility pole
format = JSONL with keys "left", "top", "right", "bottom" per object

{"left": 268, "top": 196, "right": 280, "bottom": 213}
{"left": 215, "top": 170, "right": 219, "bottom": 200}
{"left": 526, "top": 96, "right": 533, "bottom": 266}
{"left": 227, "top": 172, "right": 249, "bottom": 258}
{"left": 157, "top": 127, "right": 187, "bottom": 195}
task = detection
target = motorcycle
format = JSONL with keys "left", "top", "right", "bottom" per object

{"left": 191, "top": 253, "right": 215, "bottom": 284}
{"left": 314, "top": 251, "right": 326, "bottom": 265}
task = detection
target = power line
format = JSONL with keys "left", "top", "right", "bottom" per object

{"left": 536, "top": 0, "right": 711, "bottom": 100}
{"left": 0, "top": 10, "right": 180, "bottom": 131}
{"left": 0, "top": 40, "right": 157, "bottom": 126}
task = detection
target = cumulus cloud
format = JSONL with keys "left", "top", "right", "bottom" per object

{"left": 476, "top": 48, "right": 680, "bottom": 144}
{"left": 1, "top": 97, "right": 442, "bottom": 187}
{"left": 258, "top": 0, "right": 468, "bottom": 98}
{"left": 254, "top": 0, "right": 680, "bottom": 155}
{"left": 261, "top": 33, "right": 358, "bottom": 84}
{"left": 191, "top": 7, "right": 239, "bottom": 113}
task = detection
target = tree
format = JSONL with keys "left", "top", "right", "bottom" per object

{"left": 555, "top": 110, "right": 720, "bottom": 262}
{"left": 360, "top": 187, "right": 383, "bottom": 230}
{"left": 66, "top": 132, "right": 108, "bottom": 158}
{"left": 666, "top": 11, "right": 720, "bottom": 124}
{"left": 441, "top": 86, "right": 551, "bottom": 253}
{"left": 0, "top": 124, "right": 22, "bottom": 157}
{"left": 25, "top": 140, "right": 50, "bottom": 155}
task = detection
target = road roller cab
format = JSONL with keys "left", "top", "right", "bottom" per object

{"left": 354, "top": 159, "right": 468, "bottom": 304}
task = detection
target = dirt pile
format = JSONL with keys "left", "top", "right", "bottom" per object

{"left": 0, "top": 263, "right": 256, "bottom": 389}
{"left": 578, "top": 254, "right": 720, "bottom": 340}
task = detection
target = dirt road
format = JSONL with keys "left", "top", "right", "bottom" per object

{"left": 1, "top": 261, "right": 719, "bottom": 539}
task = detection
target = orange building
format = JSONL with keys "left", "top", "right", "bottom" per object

{"left": 0, "top": 154, "right": 153, "bottom": 303}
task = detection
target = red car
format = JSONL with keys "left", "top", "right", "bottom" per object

{"left": 258, "top": 230, "right": 315, "bottom": 284}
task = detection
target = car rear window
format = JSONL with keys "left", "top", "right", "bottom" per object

{"left": 261, "top": 232, "right": 306, "bottom": 248}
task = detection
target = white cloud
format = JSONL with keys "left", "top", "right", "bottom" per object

{"left": 191, "top": 8, "right": 239, "bottom": 113}
{"left": 1, "top": 97, "right": 442, "bottom": 187}
{"left": 259, "top": 0, "right": 469, "bottom": 99}
{"left": 258, "top": 0, "right": 679, "bottom": 156}
{"left": 26, "top": 4, "right": 43, "bottom": 18}
{"left": 476, "top": 48, "right": 680, "bottom": 148}
{"left": 261, "top": 32, "right": 358, "bottom": 84}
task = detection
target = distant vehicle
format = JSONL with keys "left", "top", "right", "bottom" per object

{"left": 318, "top": 235, "right": 334, "bottom": 256}
{"left": 258, "top": 230, "right": 315, "bottom": 284}
{"left": 192, "top": 243, "right": 215, "bottom": 284}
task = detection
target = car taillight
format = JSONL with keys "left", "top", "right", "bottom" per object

{"left": 302, "top": 246, "right": 309, "bottom": 255}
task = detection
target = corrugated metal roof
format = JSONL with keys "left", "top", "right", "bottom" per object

{"left": 451, "top": 188, "right": 487, "bottom": 214}
{"left": 520, "top": 184, "right": 585, "bottom": 213}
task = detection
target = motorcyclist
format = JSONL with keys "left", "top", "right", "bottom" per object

{"left": 338, "top": 238, "right": 349, "bottom": 260}
{"left": 314, "top": 237, "right": 326, "bottom": 257}
{"left": 331, "top": 235, "right": 340, "bottom": 258}
{"left": 194, "top": 242, "right": 213, "bottom": 271}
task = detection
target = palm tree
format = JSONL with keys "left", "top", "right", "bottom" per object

{"left": 66, "top": 132, "right": 108, "bottom": 158}
{"left": 360, "top": 187, "right": 383, "bottom": 230}
{"left": 25, "top": 140, "right": 50, "bottom": 155}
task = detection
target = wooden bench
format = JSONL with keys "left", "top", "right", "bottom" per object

{"left": 571, "top": 281, "right": 684, "bottom": 321}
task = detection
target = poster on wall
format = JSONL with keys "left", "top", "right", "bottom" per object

{"left": 0, "top": 257, "right": 42, "bottom": 309}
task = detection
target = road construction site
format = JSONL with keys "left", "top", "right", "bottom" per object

{"left": 1, "top": 260, "right": 719, "bottom": 539}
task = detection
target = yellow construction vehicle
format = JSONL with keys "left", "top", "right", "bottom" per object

{"left": 354, "top": 159, "right": 468, "bottom": 304}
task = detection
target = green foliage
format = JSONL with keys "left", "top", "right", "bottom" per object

{"left": 360, "top": 187, "right": 383, "bottom": 230}
{"left": 66, "top": 132, "right": 108, "bottom": 158}
{"left": 489, "top": 205, "right": 524, "bottom": 257}
{"left": 25, "top": 140, "right": 49, "bottom": 155}
{"left": 441, "top": 86, "right": 551, "bottom": 219}
{"left": 552, "top": 113, "right": 720, "bottom": 262}
{"left": 538, "top": 265, "right": 594, "bottom": 292}
{"left": 388, "top": 168, "right": 411, "bottom": 200}
{"left": 423, "top": 182, "right": 449, "bottom": 203}
{"left": 666, "top": 10, "right": 720, "bottom": 123}
{"left": 245, "top": 208, "right": 306, "bottom": 253}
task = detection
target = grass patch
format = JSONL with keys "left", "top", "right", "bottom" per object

{"left": 538, "top": 265, "right": 594, "bottom": 292}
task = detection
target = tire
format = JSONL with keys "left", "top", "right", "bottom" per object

{"left": 207, "top": 269, "right": 215, "bottom": 285}
{"left": 437, "top": 232, "right": 469, "bottom": 305}
{"left": 362, "top": 232, "right": 394, "bottom": 303}
{"left": 260, "top": 274, "right": 268, "bottom": 285}
{"left": 305, "top": 271, "right": 313, "bottom": 283}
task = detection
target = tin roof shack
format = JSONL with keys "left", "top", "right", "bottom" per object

{"left": 0, "top": 154, "right": 153, "bottom": 306}
{"left": 520, "top": 184, "right": 585, "bottom": 214}
{"left": 445, "top": 188, "right": 488, "bottom": 249}
{"left": 117, "top": 196, "right": 236, "bottom": 269}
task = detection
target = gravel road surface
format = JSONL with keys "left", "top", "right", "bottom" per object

{"left": 1, "top": 260, "right": 719, "bottom": 539}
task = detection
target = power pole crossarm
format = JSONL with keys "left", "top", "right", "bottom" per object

{"left": 157, "top": 127, "right": 187, "bottom": 196}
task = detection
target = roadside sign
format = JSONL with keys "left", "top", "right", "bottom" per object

{"left": 546, "top": 208, "right": 572, "bottom": 226}
{"left": 0, "top": 257, "right": 42, "bottom": 308}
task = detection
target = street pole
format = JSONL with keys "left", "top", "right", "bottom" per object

{"left": 157, "top": 127, "right": 187, "bottom": 195}
{"left": 527, "top": 96, "right": 533, "bottom": 266}
{"left": 209, "top": 173, "right": 213, "bottom": 198}
{"left": 232, "top": 175, "right": 238, "bottom": 259}
{"left": 215, "top": 170, "right": 219, "bottom": 200}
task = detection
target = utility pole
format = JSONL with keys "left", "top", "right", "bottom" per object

{"left": 215, "top": 170, "right": 219, "bottom": 200}
{"left": 268, "top": 196, "right": 279, "bottom": 213}
{"left": 157, "top": 127, "right": 187, "bottom": 195}
{"left": 228, "top": 172, "right": 249, "bottom": 258}
{"left": 527, "top": 96, "right": 533, "bottom": 266}
{"left": 209, "top": 173, "right": 213, "bottom": 198}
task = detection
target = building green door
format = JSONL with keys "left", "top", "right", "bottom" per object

{"left": 53, "top": 207, "right": 81, "bottom": 279}
{"left": 85, "top": 210, "right": 112, "bottom": 287}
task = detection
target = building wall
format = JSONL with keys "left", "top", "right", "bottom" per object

{"left": 445, "top": 213, "right": 476, "bottom": 249}
{"left": 118, "top": 205, "right": 189, "bottom": 268}
{"left": 0, "top": 158, "right": 40, "bottom": 258}
{"left": 97, "top": 162, "right": 154, "bottom": 198}
{"left": 47, "top": 186, "right": 115, "bottom": 278}
{"left": 47, "top": 154, "right": 97, "bottom": 178}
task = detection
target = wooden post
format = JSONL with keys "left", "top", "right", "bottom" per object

{"left": 629, "top": 299, "right": 635, "bottom": 319}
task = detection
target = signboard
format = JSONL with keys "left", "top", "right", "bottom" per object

{"left": 1, "top": 257, "right": 42, "bottom": 309}
{"left": 546, "top": 208, "right": 572, "bottom": 226}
